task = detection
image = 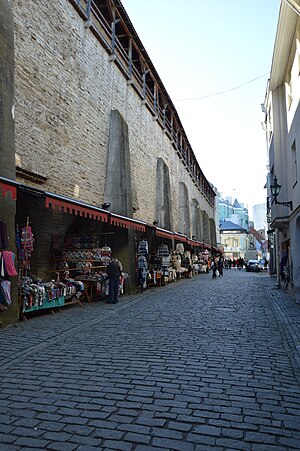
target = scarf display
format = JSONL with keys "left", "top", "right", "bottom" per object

{"left": 0, "top": 251, "right": 18, "bottom": 277}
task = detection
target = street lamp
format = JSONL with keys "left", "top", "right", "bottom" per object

{"left": 270, "top": 176, "right": 293, "bottom": 210}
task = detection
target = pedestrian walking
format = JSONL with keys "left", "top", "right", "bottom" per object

{"left": 106, "top": 258, "right": 122, "bottom": 304}
{"left": 211, "top": 258, "right": 217, "bottom": 279}
{"left": 217, "top": 256, "right": 224, "bottom": 276}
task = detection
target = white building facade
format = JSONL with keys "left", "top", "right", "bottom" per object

{"left": 252, "top": 203, "right": 267, "bottom": 234}
{"left": 263, "top": 0, "right": 300, "bottom": 299}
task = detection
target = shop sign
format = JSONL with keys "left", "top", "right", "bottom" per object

{"left": 0, "top": 182, "right": 17, "bottom": 200}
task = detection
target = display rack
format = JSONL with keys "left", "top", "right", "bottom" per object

{"left": 52, "top": 232, "right": 113, "bottom": 304}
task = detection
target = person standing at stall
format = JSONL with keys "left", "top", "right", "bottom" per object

{"left": 106, "top": 258, "right": 122, "bottom": 304}
{"left": 211, "top": 258, "right": 217, "bottom": 279}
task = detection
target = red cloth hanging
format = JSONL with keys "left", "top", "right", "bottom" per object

{"left": 0, "top": 251, "right": 18, "bottom": 277}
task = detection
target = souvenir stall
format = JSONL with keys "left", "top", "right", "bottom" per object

{"left": 1, "top": 177, "right": 218, "bottom": 328}
{"left": 191, "top": 251, "right": 201, "bottom": 274}
{"left": 0, "top": 220, "right": 18, "bottom": 312}
{"left": 197, "top": 248, "right": 210, "bottom": 273}
{"left": 136, "top": 231, "right": 176, "bottom": 290}
{"left": 136, "top": 239, "right": 149, "bottom": 289}
{"left": 14, "top": 185, "right": 133, "bottom": 316}
{"left": 182, "top": 248, "right": 193, "bottom": 278}
{"left": 171, "top": 239, "right": 192, "bottom": 279}
{"left": 53, "top": 231, "right": 112, "bottom": 304}
{"left": 146, "top": 228, "right": 206, "bottom": 288}
{"left": 18, "top": 219, "right": 129, "bottom": 314}
{"left": 156, "top": 242, "right": 176, "bottom": 285}
{"left": 17, "top": 218, "right": 85, "bottom": 315}
{"left": 149, "top": 229, "right": 177, "bottom": 287}
{"left": 184, "top": 238, "right": 211, "bottom": 276}
{"left": 144, "top": 230, "right": 194, "bottom": 287}
{"left": 52, "top": 219, "right": 129, "bottom": 304}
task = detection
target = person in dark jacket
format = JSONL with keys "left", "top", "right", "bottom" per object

{"left": 107, "top": 259, "right": 122, "bottom": 304}
{"left": 211, "top": 258, "right": 217, "bottom": 279}
{"left": 217, "top": 257, "right": 224, "bottom": 276}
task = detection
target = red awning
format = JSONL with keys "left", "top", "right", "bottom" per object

{"left": 110, "top": 214, "right": 146, "bottom": 232}
{"left": 45, "top": 195, "right": 146, "bottom": 231}
{"left": 45, "top": 196, "right": 108, "bottom": 222}
{"left": 186, "top": 239, "right": 201, "bottom": 247}
{"left": 155, "top": 228, "right": 174, "bottom": 240}
{"left": 173, "top": 233, "right": 187, "bottom": 243}
{"left": 0, "top": 182, "right": 17, "bottom": 200}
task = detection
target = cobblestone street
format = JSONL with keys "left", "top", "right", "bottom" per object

{"left": 0, "top": 270, "right": 300, "bottom": 450}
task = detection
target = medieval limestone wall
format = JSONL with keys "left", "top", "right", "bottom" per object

{"left": 9, "top": 0, "right": 214, "bottom": 236}
{"left": 0, "top": 0, "right": 18, "bottom": 328}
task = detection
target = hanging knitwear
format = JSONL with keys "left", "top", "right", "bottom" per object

{"left": 0, "top": 280, "right": 11, "bottom": 305}
{"left": 138, "top": 255, "right": 148, "bottom": 270}
{"left": 0, "top": 221, "right": 9, "bottom": 250}
{"left": 176, "top": 243, "right": 184, "bottom": 254}
{"left": 0, "top": 251, "right": 18, "bottom": 277}
{"left": 138, "top": 240, "right": 149, "bottom": 256}
{"left": 157, "top": 244, "right": 169, "bottom": 256}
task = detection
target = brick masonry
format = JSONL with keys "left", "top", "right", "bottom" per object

{"left": 9, "top": 0, "right": 215, "bottom": 233}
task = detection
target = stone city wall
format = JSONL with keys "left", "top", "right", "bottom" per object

{"left": 9, "top": 0, "right": 214, "bottom": 234}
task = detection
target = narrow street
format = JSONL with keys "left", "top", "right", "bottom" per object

{"left": 0, "top": 270, "right": 300, "bottom": 450}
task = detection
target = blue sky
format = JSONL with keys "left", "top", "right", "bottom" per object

{"left": 121, "top": 0, "right": 281, "bottom": 217}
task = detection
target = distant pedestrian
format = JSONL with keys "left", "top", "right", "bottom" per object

{"left": 238, "top": 257, "right": 244, "bottom": 270}
{"left": 211, "top": 259, "right": 217, "bottom": 279}
{"left": 218, "top": 257, "right": 224, "bottom": 276}
{"left": 107, "top": 258, "right": 122, "bottom": 304}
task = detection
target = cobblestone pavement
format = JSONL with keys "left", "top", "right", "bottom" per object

{"left": 0, "top": 270, "right": 300, "bottom": 450}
